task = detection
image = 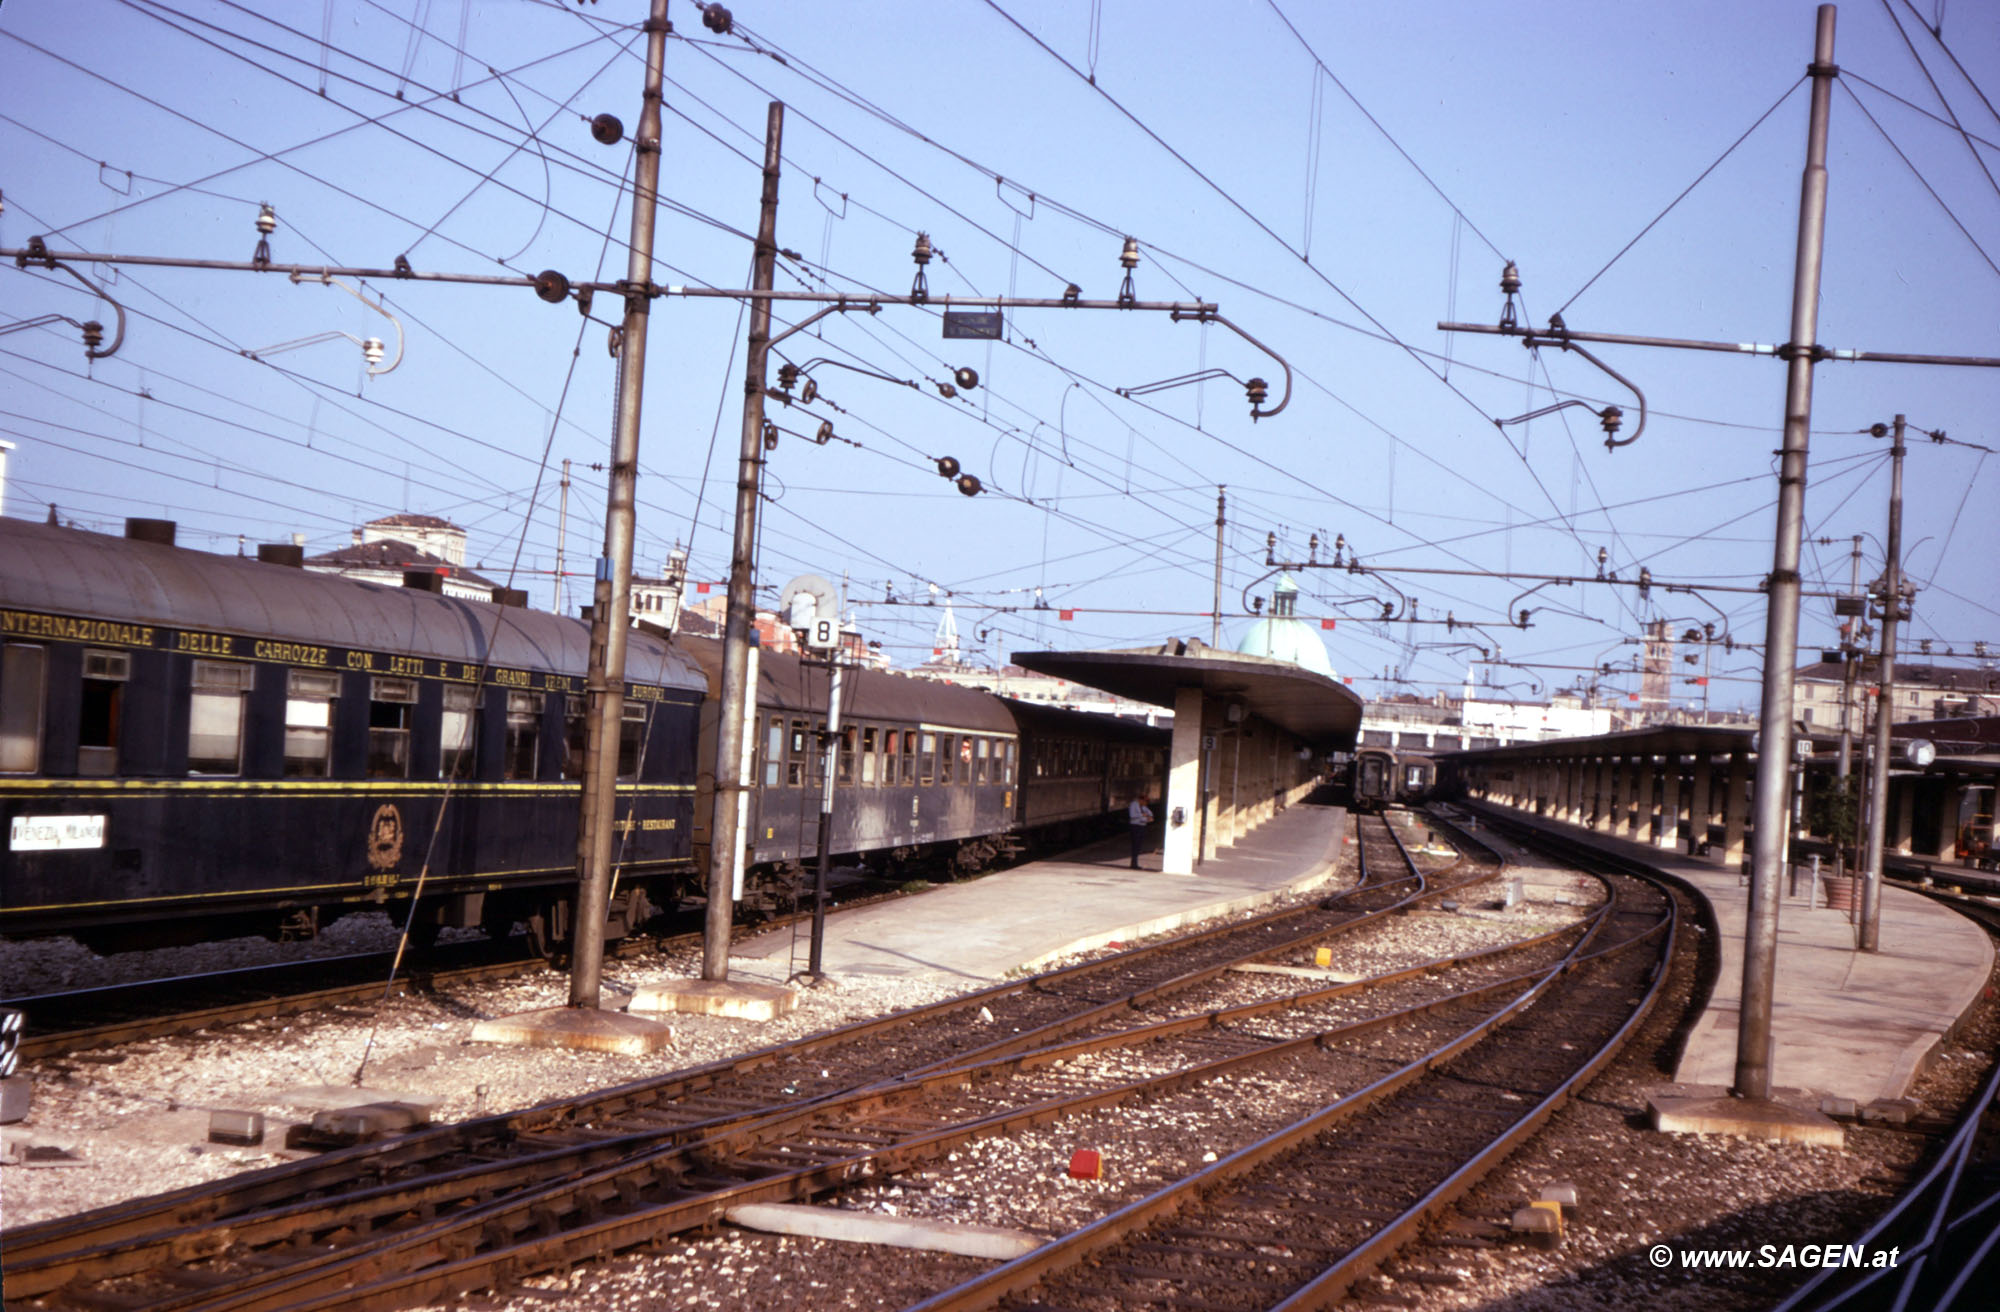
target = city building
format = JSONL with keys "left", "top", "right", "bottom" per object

{"left": 304, "top": 514, "right": 498, "bottom": 601}
{"left": 1794, "top": 657, "right": 2000, "bottom": 732}
{"left": 1358, "top": 689, "right": 1616, "bottom": 753}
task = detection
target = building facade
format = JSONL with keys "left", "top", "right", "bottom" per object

{"left": 1794, "top": 659, "right": 2000, "bottom": 732}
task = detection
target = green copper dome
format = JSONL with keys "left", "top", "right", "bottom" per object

{"left": 1236, "top": 574, "right": 1338, "bottom": 679}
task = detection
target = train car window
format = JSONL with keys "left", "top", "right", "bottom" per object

{"left": 1, "top": 643, "right": 48, "bottom": 774}
{"left": 1003, "top": 739, "right": 1016, "bottom": 784}
{"left": 975, "top": 737, "right": 989, "bottom": 782}
{"left": 764, "top": 715, "right": 783, "bottom": 787}
{"left": 939, "top": 734, "right": 955, "bottom": 784}
{"left": 188, "top": 659, "right": 255, "bottom": 775}
{"left": 78, "top": 648, "right": 130, "bottom": 777}
{"left": 441, "top": 685, "right": 482, "bottom": 779}
{"left": 787, "top": 719, "right": 809, "bottom": 787}
{"left": 617, "top": 701, "right": 649, "bottom": 780}
{"left": 503, "top": 692, "right": 541, "bottom": 780}
{"left": 565, "top": 696, "right": 588, "bottom": 778}
{"left": 901, "top": 730, "right": 918, "bottom": 785}
{"left": 860, "top": 726, "right": 877, "bottom": 784}
{"left": 919, "top": 732, "right": 936, "bottom": 786}
{"left": 284, "top": 670, "right": 339, "bottom": 777}
{"left": 367, "top": 677, "right": 418, "bottom": 778}
{"left": 881, "top": 726, "right": 899, "bottom": 785}
{"left": 838, "top": 726, "right": 856, "bottom": 785}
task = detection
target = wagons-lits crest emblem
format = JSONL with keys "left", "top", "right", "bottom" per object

{"left": 366, "top": 804, "right": 405, "bottom": 872}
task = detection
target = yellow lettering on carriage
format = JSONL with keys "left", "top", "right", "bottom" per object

{"left": 2, "top": 610, "right": 157, "bottom": 649}
{"left": 175, "top": 631, "right": 236, "bottom": 656}
{"left": 253, "top": 640, "right": 328, "bottom": 666}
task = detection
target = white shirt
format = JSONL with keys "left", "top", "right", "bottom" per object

{"left": 1128, "top": 799, "right": 1153, "bottom": 825}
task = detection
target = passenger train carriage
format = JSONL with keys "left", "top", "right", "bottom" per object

{"left": 0, "top": 517, "right": 702, "bottom": 952}
{"left": 1, "top": 517, "right": 1171, "bottom": 955}
{"left": 1350, "top": 746, "right": 1435, "bottom": 812}
{"left": 1007, "top": 699, "right": 1172, "bottom": 841}
{"left": 683, "top": 636, "right": 1023, "bottom": 882}
{"left": 683, "top": 639, "right": 1169, "bottom": 886}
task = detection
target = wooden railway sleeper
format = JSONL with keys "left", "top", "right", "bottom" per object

{"left": 1101, "top": 1260, "right": 1303, "bottom": 1292}
{"left": 1126, "top": 1239, "right": 1332, "bottom": 1269}
{"left": 11, "top": 926, "right": 1272, "bottom": 1273}
{"left": 34, "top": 912, "right": 1558, "bottom": 1308}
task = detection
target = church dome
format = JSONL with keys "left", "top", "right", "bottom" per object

{"left": 1236, "top": 573, "right": 1338, "bottom": 680}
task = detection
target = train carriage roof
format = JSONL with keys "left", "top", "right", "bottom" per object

{"left": 676, "top": 635, "right": 1017, "bottom": 732}
{"left": 998, "top": 697, "right": 1169, "bottom": 744}
{"left": 0, "top": 518, "right": 701, "bottom": 691}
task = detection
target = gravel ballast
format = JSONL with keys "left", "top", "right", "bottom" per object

{"left": 3, "top": 813, "right": 1987, "bottom": 1312}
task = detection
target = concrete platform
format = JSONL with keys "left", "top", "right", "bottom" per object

{"left": 731, "top": 798, "right": 1350, "bottom": 986}
{"left": 1646, "top": 1083, "right": 1845, "bottom": 1147}
{"left": 1462, "top": 802, "right": 1994, "bottom": 1108}
{"left": 469, "top": 1005, "right": 671, "bottom": 1055}
{"left": 629, "top": 978, "right": 798, "bottom": 1021}
{"left": 725, "top": 1202, "right": 1042, "bottom": 1259}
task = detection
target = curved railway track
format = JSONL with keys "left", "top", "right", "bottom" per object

{"left": 3, "top": 812, "right": 1487, "bottom": 1302}
{"left": 905, "top": 841, "right": 1676, "bottom": 1311}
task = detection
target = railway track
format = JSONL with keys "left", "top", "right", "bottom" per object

{"left": 1, "top": 880, "right": 916, "bottom": 1063}
{"left": 898, "top": 838, "right": 1675, "bottom": 1311}
{"left": 2, "top": 941, "right": 541, "bottom": 1063}
{"left": 3, "top": 812, "right": 1491, "bottom": 1305}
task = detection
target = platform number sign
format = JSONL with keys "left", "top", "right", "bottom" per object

{"left": 808, "top": 617, "right": 837, "bottom": 651}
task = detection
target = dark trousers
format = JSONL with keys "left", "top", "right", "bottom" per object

{"left": 1129, "top": 823, "right": 1146, "bottom": 868}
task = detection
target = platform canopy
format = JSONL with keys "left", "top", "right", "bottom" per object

{"left": 1013, "top": 638, "right": 1365, "bottom": 751}
{"left": 1441, "top": 723, "right": 1755, "bottom": 763}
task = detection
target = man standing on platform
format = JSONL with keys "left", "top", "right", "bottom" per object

{"left": 1127, "top": 794, "right": 1154, "bottom": 869}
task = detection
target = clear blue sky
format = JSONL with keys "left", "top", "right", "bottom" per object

{"left": 4, "top": 0, "right": 1995, "bottom": 710}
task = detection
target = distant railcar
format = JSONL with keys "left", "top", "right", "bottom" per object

{"left": 1397, "top": 753, "right": 1436, "bottom": 804}
{"left": 1351, "top": 746, "right": 1434, "bottom": 812}
{"left": 682, "top": 636, "right": 1169, "bottom": 887}
{"left": 1353, "top": 748, "right": 1396, "bottom": 812}
{"left": 682, "top": 637, "right": 1024, "bottom": 883}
